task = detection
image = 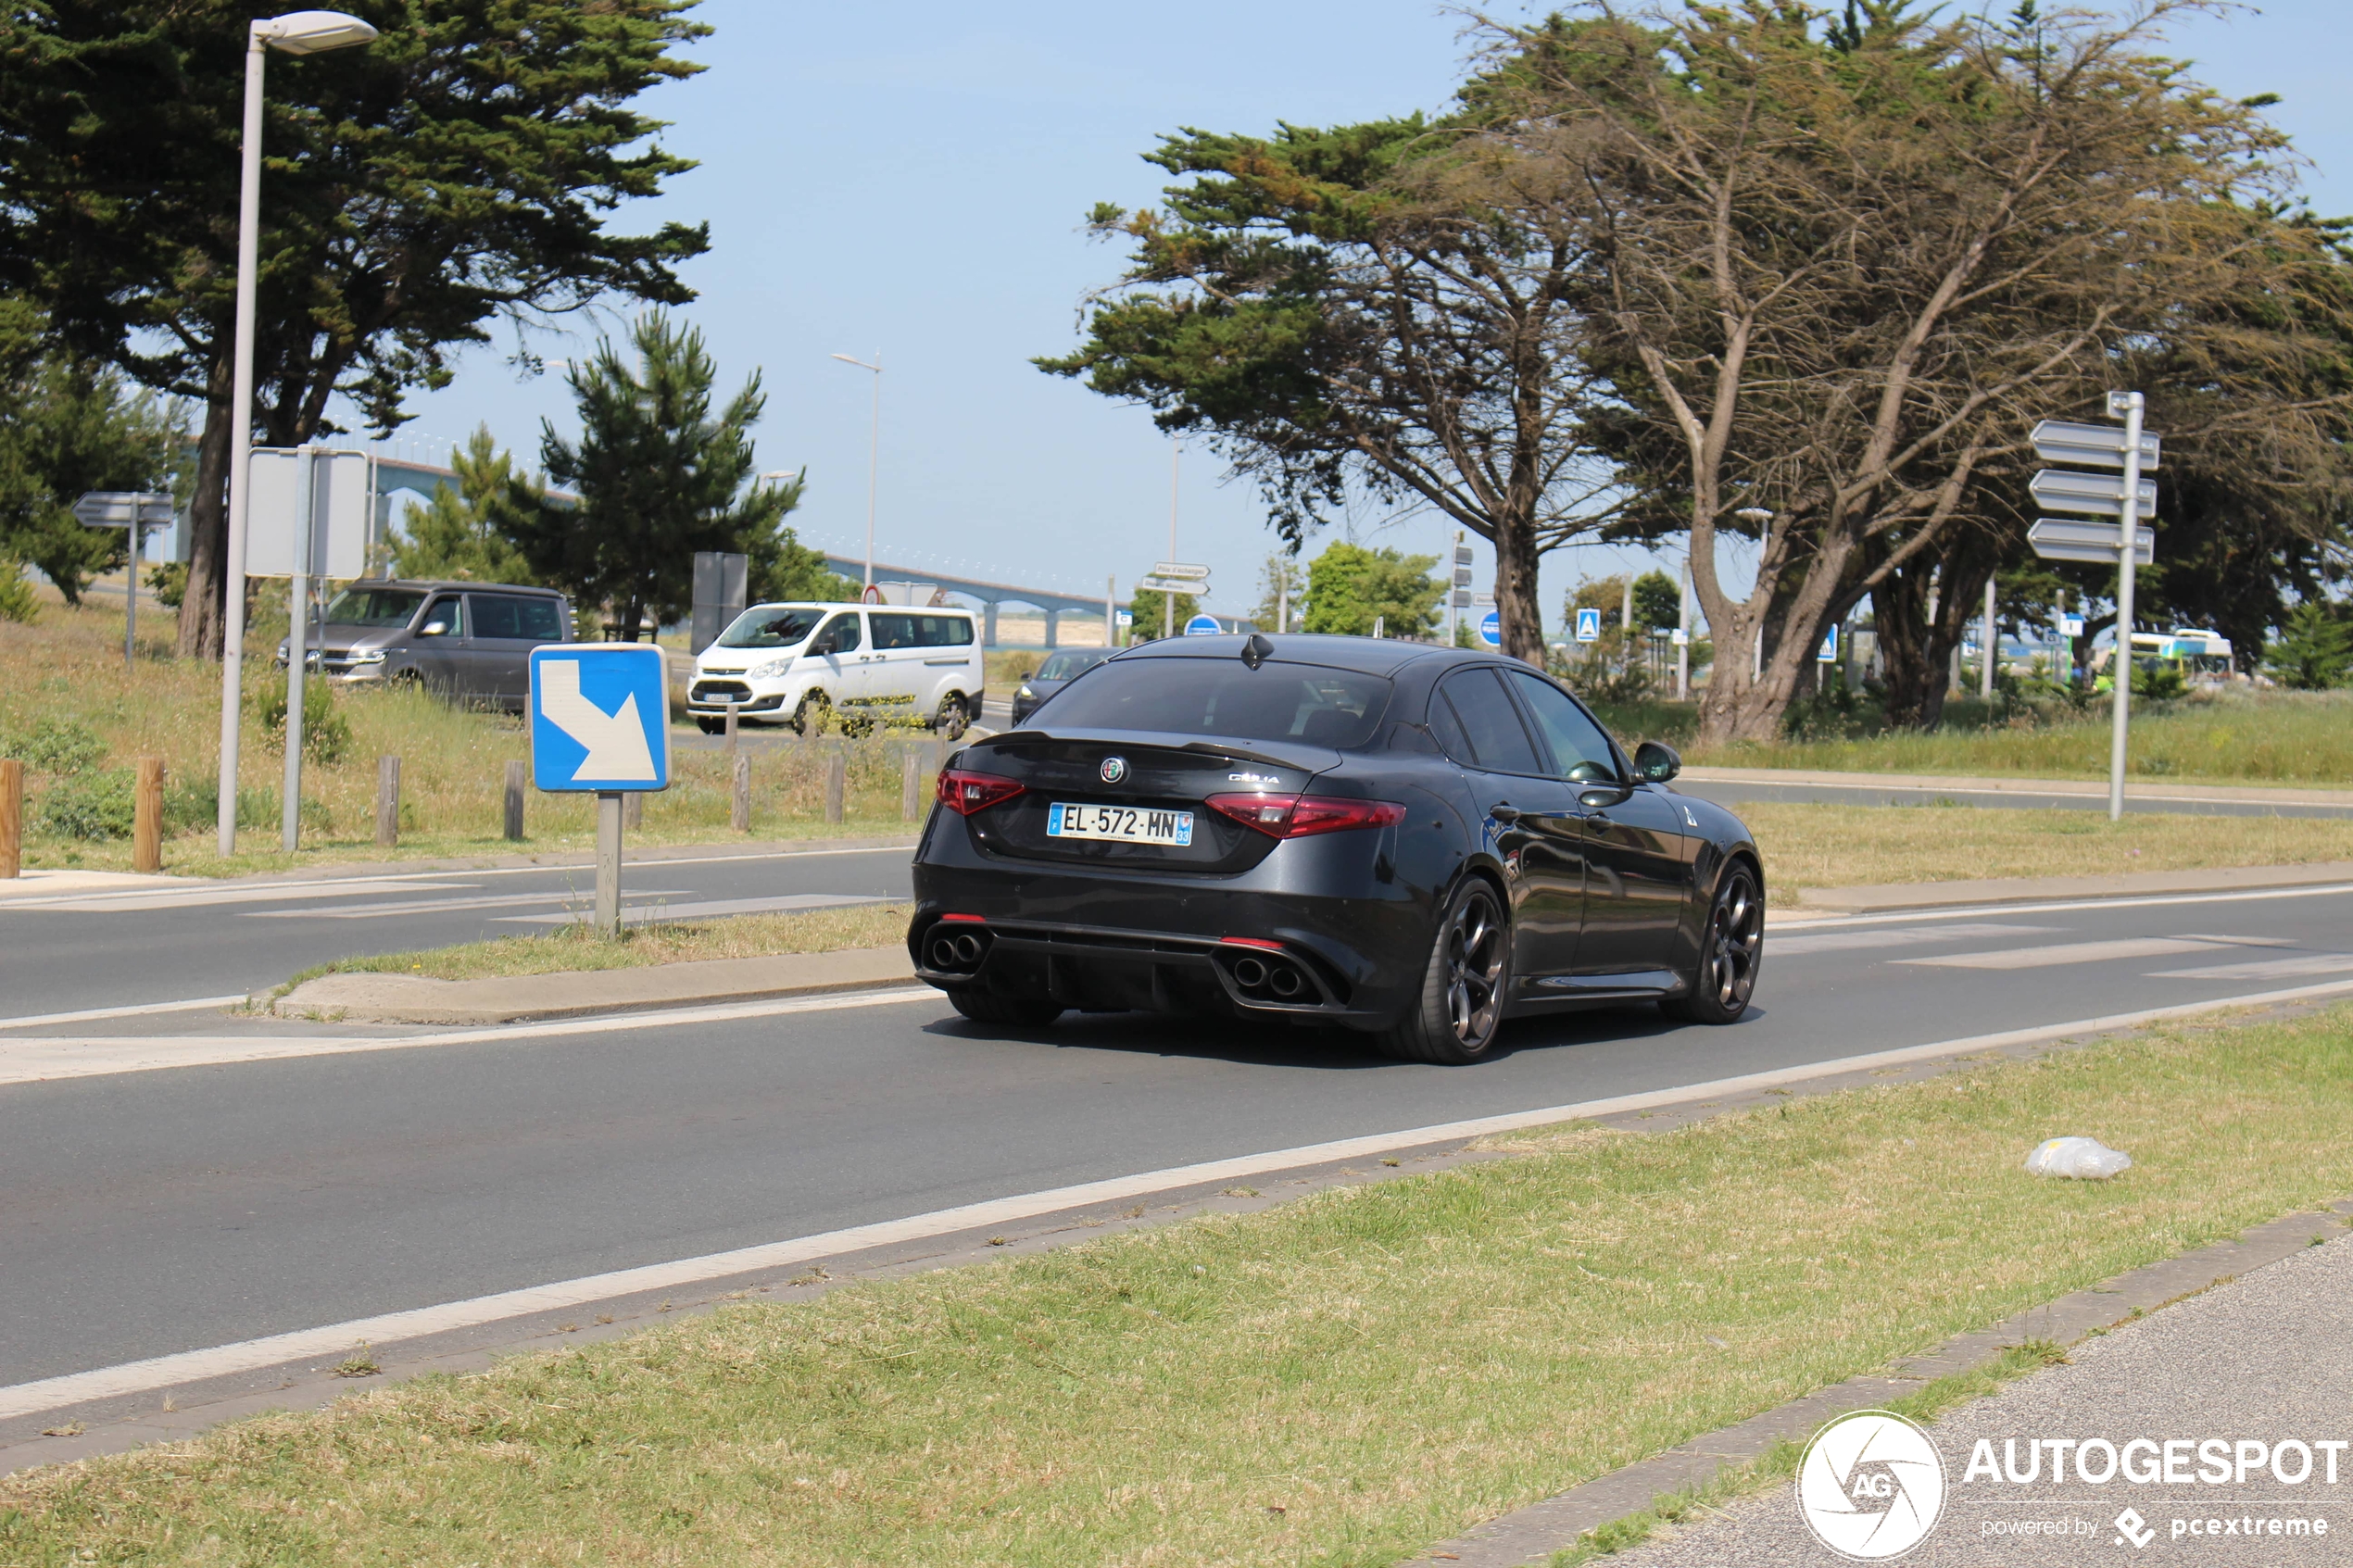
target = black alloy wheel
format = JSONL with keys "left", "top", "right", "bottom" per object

{"left": 1663, "top": 862, "right": 1763, "bottom": 1024}
{"left": 1372, "top": 878, "right": 1510, "bottom": 1064}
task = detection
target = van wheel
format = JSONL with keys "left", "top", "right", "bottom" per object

{"left": 936, "top": 694, "right": 970, "bottom": 739}
{"left": 791, "top": 691, "right": 829, "bottom": 735}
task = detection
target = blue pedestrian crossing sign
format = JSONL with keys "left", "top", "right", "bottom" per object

{"left": 530, "top": 645, "right": 672, "bottom": 793}
{"left": 1184, "top": 613, "right": 1223, "bottom": 635}
{"left": 1480, "top": 610, "right": 1504, "bottom": 647}
{"left": 1818, "top": 625, "right": 1840, "bottom": 663}
{"left": 1572, "top": 607, "right": 1601, "bottom": 644}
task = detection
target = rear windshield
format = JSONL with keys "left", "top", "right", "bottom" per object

{"left": 1033, "top": 658, "right": 1389, "bottom": 748}
{"left": 1034, "top": 649, "right": 1108, "bottom": 682}
{"left": 717, "top": 607, "right": 824, "bottom": 649}
{"left": 323, "top": 587, "right": 424, "bottom": 628}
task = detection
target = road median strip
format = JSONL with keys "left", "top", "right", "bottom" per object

{"left": 8, "top": 998, "right": 2353, "bottom": 1564}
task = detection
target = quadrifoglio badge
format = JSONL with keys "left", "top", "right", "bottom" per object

{"left": 1796, "top": 1413, "right": 2346, "bottom": 1558}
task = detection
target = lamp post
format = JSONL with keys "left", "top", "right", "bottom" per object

{"left": 1732, "top": 508, "right": 1773, "bottom": 684}
{"left": 214, "top": 9, "right": 378, "bottom": 859}
{"left": 830, "top": 353, "right": 882, "bottom": 595}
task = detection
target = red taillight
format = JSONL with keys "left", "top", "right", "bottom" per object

{"left": 1205, "top": 792, "right": 1406, "bottom": 838}
{"left": 937, "top": 768, "right": 1026, "bottom": 817}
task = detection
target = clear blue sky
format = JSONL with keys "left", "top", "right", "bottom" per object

{"left": 367, "top": 0, "right": 2351, "bottom": 630}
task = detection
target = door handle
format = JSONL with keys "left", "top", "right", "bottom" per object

{"left": 1489, "top": 804, "right": 1519, "bottom": 823}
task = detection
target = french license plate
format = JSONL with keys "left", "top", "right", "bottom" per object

{"left": 1046, "top": 802, "right": 1194, "bottom": 847}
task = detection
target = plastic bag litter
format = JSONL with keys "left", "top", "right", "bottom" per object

{"left": 2023, "top": 1136, "right": 2133, "bottom": 1180}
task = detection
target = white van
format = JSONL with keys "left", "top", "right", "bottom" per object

{"left": 687, "top": 602, "right": 984, "bottom": 736}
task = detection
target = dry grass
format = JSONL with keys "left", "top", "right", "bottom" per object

{"left": 286, "top": 902, "right": 913, "bottom": 985}
{"left": 0, "top": 583, "right": 938, "bottom": 878}
{"left": 7, "top": 1007, "right": 2353, "bottom": 1566}
{"left": 1743, "top": 801, "right": 2353, "bottom": 900}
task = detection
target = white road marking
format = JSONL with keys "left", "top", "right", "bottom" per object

{"left": 2148, "top": 951, "right": 2353, "bottom": 982}
{"left": 6, "top": 878, "right": 473, "bottom": 913}
{"left": 11, "top": 972, "right": 2353, "bottom": 1423}
{"left": 1778, "top": 882, "right": 2353, "bottom": 931}
{"left": 246, "top": 888, "right": 693, "bottom": 920}
{"left": 0, "top": 987, "right": 941, "bottom": 1087}
{"left": 1894, "top": 935, "right": 2277, "bottom": 970}
{"left": 496, "top": 894, "right": 891, "bottom": 925}
{"left": 1767, "top": 922, "right": 2057, "bottom": 958}
{"left": 0, "top": 995, "right": 249, "bottom": 1032}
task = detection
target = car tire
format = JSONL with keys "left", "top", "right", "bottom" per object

{"left": 1661, "top": 860, "right": 1763, "bottom": 1024}
{"left": 948, "top": 989, "right": 1063, "bottom": 1028}
{"left": 791, "top": 690, "right": 829, "bottom": 736}
{"left": 1370, "top": 877, "right": 1510, "bottom": 1064}
{"left": 697, "top": 717, "right": 724, "bottom": 735}
{"left": 936, "top": 694, "right": 970, "bottom": 740}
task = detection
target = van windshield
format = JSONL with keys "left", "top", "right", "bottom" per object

{"left": 322, "top": 588, "right": 425, "bottom": 628}
{"left": 717, "top": 607, "right": 824, "bottom": 649}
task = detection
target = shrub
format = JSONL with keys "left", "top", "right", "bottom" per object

{"left": 0, "top": 716, "right": 107, "bottom": 775}
{"left": 164, "top": 777, "right": 281, "bottom": 834}
{"left": 257, "top": 677, "right": 353, "bottom": 765}
{"left": 38, "top": 768, "right": 135, "bottom": 839}
{"left": 0, "top": 557, "right": 38, "bottom": 624}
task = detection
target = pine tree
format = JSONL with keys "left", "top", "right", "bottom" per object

{"left": 388, "top": 427, "right": 539, "bottom": 584}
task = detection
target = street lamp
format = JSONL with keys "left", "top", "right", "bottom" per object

{"left": 830, "top": 352, "right": 882, "bottom": 596}
{"left": 214, "top": 9, "right": 378, "bottom": 858}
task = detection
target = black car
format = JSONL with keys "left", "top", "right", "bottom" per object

{"left": 907, "top": 633, "right": 1764, "bottom": 1063}
{"left": 1008, "top": 646, "right": 1114, "bottom": 726}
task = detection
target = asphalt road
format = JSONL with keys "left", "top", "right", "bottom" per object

{"left": 0, "top": 842, "right": 916, "bottom": 1020}
{"left": 5, "top": 880, "right": 2353, "bottom": 1395}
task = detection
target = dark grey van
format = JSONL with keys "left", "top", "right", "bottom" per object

{"left": 278, "top": 580, "right": 574, "bottom": 710}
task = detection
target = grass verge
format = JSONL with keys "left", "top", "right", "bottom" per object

{"left": 7, "top": 1007, "right": 2353, "bottom": 1565}
{"left": 1743, "top": 801, "right": 2353, "bottom": 902}
{"left": 279, "top": 902, "right": 914, "bottom": 987}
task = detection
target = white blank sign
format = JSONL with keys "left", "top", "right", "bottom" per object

{"left": 245, "top": 449, "right": 370, "bottom": 579}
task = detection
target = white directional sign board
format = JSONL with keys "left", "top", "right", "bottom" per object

{"left": 2030, "top": 420, "right": 2161, "bottom": 470}
{"left": 245, "top": 449, "right": 371, "bottom": 579}
{"left": 1151, "top": 561, "right": 1211, "bottom": 580}
{"left": 529, "top": 645, "right": 672, "bottom": 793}
{"left": 72, "top": 492, "right": 176, "bottom": 529}
{"left": 1137, "top": 576, "right": 1205, "bottom": 594}
{"left": 2029, "top": 469, "right": 2158, "bottom": 520}
{"left": 2029, "top": 519, "right": 2155, "bottom": 566}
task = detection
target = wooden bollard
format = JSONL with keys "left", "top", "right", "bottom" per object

{"left": 901, "top": 751, "right": 921, "bottom": 821}
{"left": 824, "top": 750, "right": 846, "bottom": 823}
{"left": 0, "top": 758, "right": 22, "bottom": 878}
{"left": 731, "top": 752, "right": 751, "bottom": 833}
{"left": 375, "top": 756, "right": 400, "bottom": 848}
{"left": 502, "top": 759, "right": 525, "bottom": 841}
{"left": 133, "top": 757, "right": 165, "bottom": 872}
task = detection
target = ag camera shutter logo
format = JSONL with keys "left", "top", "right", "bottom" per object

{"left": 1796, "top": 1411, "right": 1947, "bottom": 1560}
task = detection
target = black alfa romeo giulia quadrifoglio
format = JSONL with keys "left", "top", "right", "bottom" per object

{"left": 906, "top": 634, "right": 1763, "bottom": 1063}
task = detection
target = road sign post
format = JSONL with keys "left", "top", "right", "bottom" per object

{"left": 282, "top": 446, "right": 316, "bottom": 853}
{"left": 2028, "top": 401, "right": 2158, "bottom": 821}
{"left": 529, "top": 645, "right": 672, "bottom": 934}
{"left": 73, "top": 492, "right": 174, "bottom": 672}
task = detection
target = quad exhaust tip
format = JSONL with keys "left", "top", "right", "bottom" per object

{"left": 1223, "top": 945, "right": 1317, "bottom": 1004}
{"left": 927, "top": 930, "right": 987, "bottom": 971}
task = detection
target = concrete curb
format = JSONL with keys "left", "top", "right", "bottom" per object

{"left": 1796, "top": 860, "right": 2353, "bottom": 914}
{"left": 257, "top": 945, "right": 917, "bottom": 1024}
{"left": 1417, "top": 1199, "right": 2353, "bottom": 1567}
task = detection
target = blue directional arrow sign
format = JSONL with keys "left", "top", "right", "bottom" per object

{"left": 529, "top": 645, "right": 672, "bottom": 793}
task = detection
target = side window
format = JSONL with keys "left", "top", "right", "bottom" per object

{"left": 915, "top": 616, "right": 974, "bottom": 647}
{"left": 812, "top": 613, "right": 862, "bottom": 655}
{"left": 420, "top": 596, "right": 465, "bottom": 637}
{"left": 1436, "top": 669, "right": 1542, "bottom": 775}
{"left": 869, "top": 613, "right": 918, "bottom": 650}
{"left": 513, "top": 596, "right": 565, "bottom": 642}
{"left": 1425, "top": 685, "right": 1473, "bottom": 762}
{"left": 469, "top": 594, "right": 561, "bottom": 641}
{"left": 1508, "top": 671, "right": 1619, "bottom": 781}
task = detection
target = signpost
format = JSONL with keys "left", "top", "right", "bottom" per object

{"left": 1573, "top": 607, "right": 1601, "bottom": 644}
{"left": 73, "top": 492, "right": 175, "bottom": 671}
{"left": 2028, "top": 396, "right": 2158, "bottom": 820}
{"left": 691, "top": 551, "right": 749, "bottom": 655}
{"left": 529, "top": 645, "right": 673, "bottom": 933}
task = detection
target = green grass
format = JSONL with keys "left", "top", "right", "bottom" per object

{"left": 278, "top": 902, "right": 914, "bottom": 988}
{"left": 0, "top": 586, "right": 937, "bottom": 878}
{"left": 9, "top": 1007, "right": 2353, "bottom": 1566}
{"left": 1590, "top": 687, "right": 2353, "bottom": 788}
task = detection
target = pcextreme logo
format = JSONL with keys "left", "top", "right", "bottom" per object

{"left": 1796, "top": 1411, "right": 1949, "bottom": 1560}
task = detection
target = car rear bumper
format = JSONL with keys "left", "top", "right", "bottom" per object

{"left": 908, "top": 827, "right": 1433, "bottom": 1028}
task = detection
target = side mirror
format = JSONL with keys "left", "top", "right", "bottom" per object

{"left": 1019, "top": 669, "right": 1035, "bottom": 682}
{"left": 1633, "top": 739, "right": 1682, "bottom": 784}
{"left": 420, "top": 620, "right": 448, "bottom": 637}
